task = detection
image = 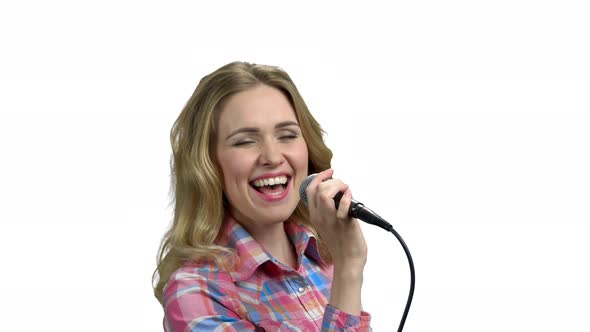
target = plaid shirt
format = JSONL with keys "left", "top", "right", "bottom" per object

{"left": 162, "top": 213, "right": 372, "bottom": 331}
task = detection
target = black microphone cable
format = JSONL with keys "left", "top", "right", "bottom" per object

{"left": 390, "top": 225, "right": 415, "bottom": 332}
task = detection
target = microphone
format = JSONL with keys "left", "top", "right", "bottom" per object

{"left": 299, "top": 174, "right": 394, "bottom": 232}
{"left": 300, "top": 173, "right": 416, "bottom": 332}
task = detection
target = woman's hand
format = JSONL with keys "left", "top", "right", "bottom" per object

{"left": 304, "top": 169, "right": 368, "bottom": 273}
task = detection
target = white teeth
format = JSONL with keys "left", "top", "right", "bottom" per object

{"left": 253, "top": 176, "right": 288, "bottom": 187}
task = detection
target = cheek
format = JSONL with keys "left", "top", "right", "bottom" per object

{"left": 217, "top": 150, "right": 254, "bottom": 185}
{"left": 291, "top": 141, "right": 309, "bottom": 171}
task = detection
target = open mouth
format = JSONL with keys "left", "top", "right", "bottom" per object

{"left": 249, "top": 175, "right": 291, "bottom": 197}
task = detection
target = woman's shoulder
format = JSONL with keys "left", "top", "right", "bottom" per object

{"left": 161, "top": 260, "right": 248, "bottom": 323}
{"left": 170, "top": 260, "right": 234, "bottom": 283}
{"left": 162, "top": 260, "right": 237, "bottom": 298}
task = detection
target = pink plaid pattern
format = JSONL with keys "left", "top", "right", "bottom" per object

{"left": 162, "top": 213, "right": 371, "bottom": 331}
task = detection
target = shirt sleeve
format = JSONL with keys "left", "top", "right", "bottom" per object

{"left": 321, "top": 305, "right": 372, "bottom": 332}
{"left": 162, "top": 272, "right": 257, "bottom": 332}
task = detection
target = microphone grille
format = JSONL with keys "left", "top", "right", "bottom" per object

{"left": 298, "top": 173, "right": 317, "bottom": 207}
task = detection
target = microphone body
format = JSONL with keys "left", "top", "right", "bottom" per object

{"left": 299, "top": 174, "right": 394, "bottom": 232}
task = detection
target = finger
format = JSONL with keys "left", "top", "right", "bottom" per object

{"left": 336, "top": 188, "right": 353, "bottom": 221}
{"left": 316, "top": 179, "right": 349, "bottom": 210}
{"left": 305, "top": 169, "right": 334, "bottom": 208}
{"left": 314, "top": 168, "right": 334, "bottom": 183}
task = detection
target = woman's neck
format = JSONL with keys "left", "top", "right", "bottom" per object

{"left": 243, "top": 221, "right": 298, "bottom": 270}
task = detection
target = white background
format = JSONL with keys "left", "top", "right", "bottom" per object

{"left": 1, "top": 1, "right": 589, "bottom": 331}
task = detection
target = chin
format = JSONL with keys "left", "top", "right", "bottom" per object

{"left": 230, "top": 193, "right": 300, "bottom": 226}
{"left": 256, "top": 209, "right": 295, "bottom": 224}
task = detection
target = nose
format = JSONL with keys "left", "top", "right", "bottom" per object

{"left": 258, "top": 140, "right": 284, "bottom": 167}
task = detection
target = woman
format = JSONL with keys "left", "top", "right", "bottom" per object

{"left": 154, "top": 61, "right": 371, "bottom": 331}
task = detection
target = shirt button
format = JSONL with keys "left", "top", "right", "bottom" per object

{"left": 297, "top": 287, "right": 305, "bottom": 293}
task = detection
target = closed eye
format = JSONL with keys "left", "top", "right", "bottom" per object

{"left": 232, "top": 139, "right": 255, "bottom": 147}
{"left": 278, "top": 129, "right": 300, "bottom": 141}
{"left": 279, "top": 134, "right": 298, "bottom": 140}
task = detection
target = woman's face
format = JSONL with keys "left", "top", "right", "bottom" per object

{"left": 215, "top": 84, "right": 309, "bottom": 227}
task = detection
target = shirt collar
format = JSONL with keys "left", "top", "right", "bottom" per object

{"left": 215, "top": 213, "right": 325, "bottom": 282}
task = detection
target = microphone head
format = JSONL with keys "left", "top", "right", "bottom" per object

{"left": 298, "top": 173, "right": 317, "bottom": 207}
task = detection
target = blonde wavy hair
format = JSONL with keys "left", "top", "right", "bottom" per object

{"left": 153, "top": 61, "right": 333, "bottom": 302}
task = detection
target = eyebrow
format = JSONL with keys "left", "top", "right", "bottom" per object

{"left": 225, "top": 121, "right": 300, "bottom": 140}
